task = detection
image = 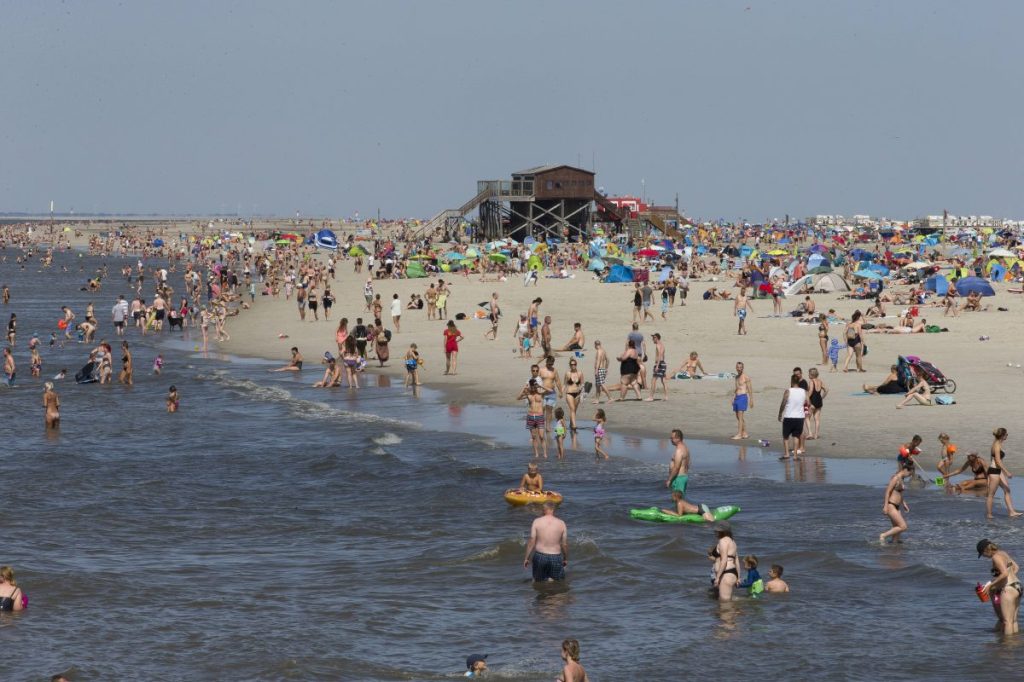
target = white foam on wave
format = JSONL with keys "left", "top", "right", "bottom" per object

{"left": 372, "top": 432, "right": 403, "bottom": 446}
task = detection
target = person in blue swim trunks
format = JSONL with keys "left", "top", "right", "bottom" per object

{"left": 662, "top": 429, "right": 715, "bottom": 521}
{"left": 523, "top": 502, "right": 567, "bottom": 581}
{"left": 731, "top": 362, "right": 753, "bottom": 440}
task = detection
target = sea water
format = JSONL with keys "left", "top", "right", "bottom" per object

{"left": 1, "top": 250, "right": 1022, "bottom": 680}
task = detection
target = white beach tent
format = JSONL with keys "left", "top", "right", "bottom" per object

{"left": 784, "top": 272, "right": 850, "bottom": 296}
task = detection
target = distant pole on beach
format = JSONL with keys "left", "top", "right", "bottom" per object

{"left": 49, "top": 200, "right": 54, "bottom": 234}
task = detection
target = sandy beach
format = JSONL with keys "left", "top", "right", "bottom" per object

{"left": 221, "top": 253, "right": 1024, "bottom": 467}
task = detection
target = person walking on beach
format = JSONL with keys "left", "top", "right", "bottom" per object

{"left": 807, "top": 367, "right": 827, "bottom": 440}
{"left": 592, "top": 340, "right": 612, "bottom": 404}
{"left": 734, "top": 288, "right": 752, "bottom": 335}
{"left": 880, "top": 462, "right": 913, "bottom": 544}
{"left": 977, "top": 539, "right": 1021, "bottom": 635}
{"left": 484, "top": 292, "right": 500, "bottom": 340}
{"left": 645, "top": 332, "right": 668, "bottom": 401}
{"left": 390, "top": 293, "right": 402, "bottom": 333}
{"left": 778, "top": 373, "right": 808, "bottom": 460}
{"left": 404, "top": 343, "right": 422, "bottom": 387}
{"left": 523, "top": 501, "right": 568, "bottom": 582}
{"left": 443, "top": 320, "right": 463, "bottom": 375}
{"left": 842, "top": 310, "right": 865, "bottom": 372}
{"left": 731, "top": 362, "right": 753, "bottom": 440}
{"left": 43, "top": 381, "right": 60, "bottom": 429}
{"left": 986, "top": 428, "right": 1023, "bottom": 520}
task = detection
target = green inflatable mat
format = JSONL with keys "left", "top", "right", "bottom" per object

{"left": 629, "top": 504, "right": 741, "bottom": 524}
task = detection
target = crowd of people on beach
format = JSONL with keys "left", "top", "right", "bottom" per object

{"left": 4, "top": 216, "right": 1024, "bottom": 676}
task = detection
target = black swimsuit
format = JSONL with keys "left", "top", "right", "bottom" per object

{"left": 0, "top": 588, "right": 19, "bottom": 611}
{"left": 810, "top": 382, "right": 823, "bottom": 409}
{"left": 712, "top": 548, "right": 739, "bottom": 578}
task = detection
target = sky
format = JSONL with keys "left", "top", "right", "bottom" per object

{"left": 2, "top": 1, "right": 1022, "bottom": 221}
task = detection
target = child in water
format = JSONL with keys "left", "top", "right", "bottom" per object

{"left": 553, "top": 406, "right": 567, "bottom": 460}
{"left": 464, "top": 654, "right": 487, "bottom": 677}
{"left": 738, "top": 554, "right": 764, "bottom": 596}
{"left": 153, "top": 354, "right": 163, "bottom": 375}
{"left": 593, "top": 409, "right": 609, "bottom": 460}
{"left": 166, "top": 385, "right": 179, "bottom": 413}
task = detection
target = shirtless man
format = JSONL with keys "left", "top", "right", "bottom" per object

{"left": 559, "top": 322, "right": 585, "bottom": 352}
{"left": 424, "top": 283, "right": 438, "bottom": 320}
{"left": 3, "top": 347, "right": 14, "bottom": 387}
{"left": 523, "top": 502, "right": 568, "bottom": 582}
{"left": 732, "top": 361, "right": 753, "bottom": 439}
{"left": 152, "top": 293, "right": 167, "bottom": 331}
{"left": 734, "top": 288, "right": 752, "bottom": 335}
{"left": 527, "top": 298, "right": 542, "bottom": 336}
{"left": 661, "top": 429, "right": 715, "bottom": 520}
{"left": 645, "top": 333, "right": 668, "bottom": 401}
{"left": 592, "top": 340, "right": 612, "bottom": 403}
{"left": 764, "top": 565, "right": 790, "bottom": 593}
{"left": 540, "top": 316, "right": 553, "bottom": 357}
{"left": 518, "top": 463, "right": 543, "bottom": 492}
{"left": 538, "top": 355, "right": 563, "bottom": 436}
{"left": 517, "top": 379, "right": 549, "bottom": 459}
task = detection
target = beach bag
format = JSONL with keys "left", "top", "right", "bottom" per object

{"left": 935, "top": 395, "right": 956, "bottom": 405}
{"left": 925, "top": 325, "right": 942, "bottom": 333}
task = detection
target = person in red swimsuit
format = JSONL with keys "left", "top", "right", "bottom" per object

{"left": 443, "top": 320, "right": 464, "bottom": 375}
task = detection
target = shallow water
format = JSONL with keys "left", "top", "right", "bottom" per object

{"left": 2, "top": 250, "right": 1023, "bottom": 680}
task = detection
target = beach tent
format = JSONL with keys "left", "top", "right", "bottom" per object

{"left": 848, "top": 249, "right": 874, "bottom": 261}
{"left": 807, "top": 253, "right": 830, "bottom": 270}
{"left": 526, "top": 255, "right": 543, "bottom": 271}
{"left": 853, "top": 269, "right": 885, "bottom": 281}
{"left": 588, "top": 257, "right": 606, "bottom": 271}
{"left": 924, "top": 274, "right": 949, "bottom": 295}
{"left": 739, "top": 245, "right": 755, "bottom": 258}
{"left": 989, "top": 264, "right": 1007, "bottom": 282}
{"left": 813, "top": 272, "right": 851, "bottom": 292}
{"left": 604, "top": 264, "right": 634, "bottom": 283}
{"left": 808, "top": 265, "right": 833, "bottom": 274}
{"left": 406, "top": 261, "right": 427, "bottom": 278}
{"left": 348, "top": 245, "right": 368, "bottom": 256}
{"left": 955, "top": 276, "right": 995, "bottom": 296}
{"left": 806, "top": 244, "right": 829, "bottom": 254}
{"left": 989, "top": 248, "right": 1016, "bottom": 258}
{"left": 152, "top": 238, "right": 164, "bottom": 247}
{"left": 865, "top": 263, "right": 890, "bottom": 276}
{"left": 314, "top": 229, "right": 338, "bottom": 250}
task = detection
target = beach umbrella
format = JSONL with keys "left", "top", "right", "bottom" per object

{"left": 348, "top": 245, "right": 368, "bottom": 256}
{"left": 459, "top": 258, "right": 475, "bottom": 266}
{"left": 766, "top": 249, "right": 788, "bottom": 256}
{"left": 153, "top": 238, "right": 164, "bottom": 247}
{"left": 955, "top": 276, "right": 995, "bottom": 296}
{"left": 866, "top": 263, "right": 890, "bottom": 275}
{"left": 488, "top": 253, "right": 508, "bottom": 263}
{"left": 465, "top": 247, "right": 479, "bottom": 257}
{"left": 441, "top": 251, "right": 463, "bottom": 261}
{"left": 636, "top": 249, "right": 660, "bottom": 257}
{"left": 806, "top": 244, "right": 829, "bottom": 254}
{"left": 853, "top": 269, "right": 885, "bottom": 281}
{"left": 409, "top": 254, "right": 434, "bottom": 260}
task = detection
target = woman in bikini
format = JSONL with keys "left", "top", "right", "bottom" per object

{"left": 563, "top": 359, "right": 584, "bottom": 434}
{"left": 978, "top": 539, "right": 1021, "bottom": 634}
{"left": 335, "top": 318, "right": 349, "bottom": 356}
{"left": 985, "top": 427, "right": 1023, "bottom": 520}
{"left": 841, "top": 310, "right": 865, "bottom": 372}
{"left": 817, "top": 313, "right": 830, "bottom": 365}
{"left": 880, "top": 463, "right": 914, "bottom": 544}
{"left": 341, "top": 336, "right": 361, "bottom": 388}
{"left": 712, "top": 522, "right": 740, "bottom": 601}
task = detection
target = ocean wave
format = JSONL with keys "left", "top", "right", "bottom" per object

{"left": 372, "top": 432, "right": 403, "bottom": 446}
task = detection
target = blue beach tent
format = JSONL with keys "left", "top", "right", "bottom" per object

{"left": 314, "top": 229, "right": 338, "bottom": 250}
{"left": 955, "top": 276, "right": 995, "bottom": 296}
{"left": 924, "top": 274, "right": 949, "bottom": 295}
{"left": 605, "top": 264, "right": 635, "bottom": 283}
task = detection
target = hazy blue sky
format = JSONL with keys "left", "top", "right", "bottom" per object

{"left": 2, "top": 1, "right": 1022, "bottom": 220}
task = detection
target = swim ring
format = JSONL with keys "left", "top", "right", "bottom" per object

{"left": 503, "top": 489, "right": 563, "bottom": 506}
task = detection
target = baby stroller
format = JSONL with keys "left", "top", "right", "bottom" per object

{"left": 897, "top": 355, "right": 956, "bottom": 394}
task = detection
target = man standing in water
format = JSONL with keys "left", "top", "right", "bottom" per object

{"left": 732, "top": 361, "right": 753, "bottom": 440}
{"left": 538, "top": 355, "right": 563, "bottom": 437}
{"left": 523, "top": 502, "right": 568, "bottom": 582}
{"left": 663, "top": 429, "right": 715, "bottom": 521}
{"left": 3, "top": 347, "right": 15, "bottom": 387}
